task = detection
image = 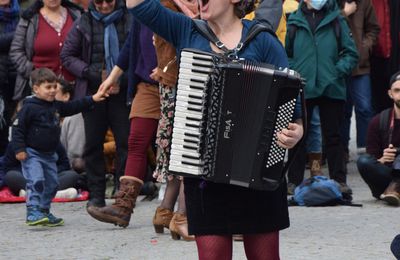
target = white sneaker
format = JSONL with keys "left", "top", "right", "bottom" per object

{"left": 19, "top": 189, "right": 26, "bottom": 197}
{"left": 55, "top": 188, "right": 78, "bottom": 199}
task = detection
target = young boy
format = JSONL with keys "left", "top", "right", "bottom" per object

{"left": 12, "top": 68, "right": 107, "bottom": 226}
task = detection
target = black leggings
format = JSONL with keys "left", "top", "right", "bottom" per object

{"left": 4, "top": 170, "right": 80, "bottom": 196}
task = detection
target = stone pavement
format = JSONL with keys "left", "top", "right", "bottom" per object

{"left": 0, "top": 160, "right": 399, "bottom": 260}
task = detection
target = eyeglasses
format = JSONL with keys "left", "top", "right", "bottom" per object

{"left": 94, "top": 0, "right": 114, "bottom": 5}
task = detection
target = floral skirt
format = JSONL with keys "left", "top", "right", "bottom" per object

{"left": 153, "top": 85, "right": 179, "bottom": 182}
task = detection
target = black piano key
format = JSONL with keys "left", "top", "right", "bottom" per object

{"left": 183, "top": 145, "right": 198, "bottom": 150}
{"left": 182, "top": 154, "right": 200, "bottom": 160}
{"left": 184, "top": 132, "right": 200, "bottom": 138}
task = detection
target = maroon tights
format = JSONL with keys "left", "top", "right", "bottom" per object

{"left": 124, "top": 117, "right": 158, "bottom": 180}
{"left": 195, "top": 232, "right": 280, "bottom": 260}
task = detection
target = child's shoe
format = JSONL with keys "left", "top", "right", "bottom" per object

{"left": 26, "top": 207, "right": 49, "bottom": 226}
{"left": 42, "top": 209, "right": 64, "bottom": 227}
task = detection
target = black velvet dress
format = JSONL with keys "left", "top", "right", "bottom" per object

{"left": 184, "top": 177, "right": 289, "bottom": 235}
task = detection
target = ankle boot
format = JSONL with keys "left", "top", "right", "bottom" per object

{"left": 153, "top": 207, "right": 173, "bottom": 233}
{"left": 308, "top": 153, "right": 322, "bottom": 176}
{"left": 169, "top": 212, "right": 195, "bottom": 241}
{"left": 380, "top": 179, "right": 400, "bottom": 206}
{"left": 87, "top": 176, "right": 143, "bottom": 227}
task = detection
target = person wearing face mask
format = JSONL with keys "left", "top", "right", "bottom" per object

{"left": 285, "top": 0, "right": 358, "bottom": 196}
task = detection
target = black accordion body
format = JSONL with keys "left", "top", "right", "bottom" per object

{"left": 168, "top": 49, "right": 303, "bottom": 191}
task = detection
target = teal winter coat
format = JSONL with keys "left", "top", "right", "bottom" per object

{"left": 285, "top": 0, "right": 358, "bottom": 100}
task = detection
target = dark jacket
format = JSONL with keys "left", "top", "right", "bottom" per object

{"left": 366, "top": 108, "right": 400, "bottom": 164}
{"left": 0, "top": 6, "right": 19, "bottom": 99}
{"left": 9, "top": 0, "right": 82, "bottom": 101}
{"left": 285, "top": 0, "right": 359, "bottom": 100}
{"left": 339, "top": 0, "right": 380, "bottom": 75}
{"left": 60, "top": 0, "right": 131, "bottom": 100}
{"left": 12, "top": 96, "right": 94, "bottom": 153}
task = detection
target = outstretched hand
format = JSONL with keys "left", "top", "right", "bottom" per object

{"left": 276, "top": 120, "right": 304, "bottom": 149}
{"left": 92, "top": 83, "right": 110, "bottom": 102}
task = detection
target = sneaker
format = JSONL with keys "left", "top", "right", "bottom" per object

{"left": 45, "top": 213, "right": 64, "bottom": 227}
{"left": 339, "top": 182, "right": 353, "bottom": 195}
{"left": 19, "top": 189, "right": 26, "bottom": 197}
{"left": 55, "top": 188, "right": 78, "bottom": 199}
{"left": 26, "top": 207, "right": 49, "bottom": 226}
{"left": 287, "top": 183, "right": 296, "bottom": 195}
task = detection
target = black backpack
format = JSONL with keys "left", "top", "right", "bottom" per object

{"left": 286, "top": 16, "right": 342, "bottom": 58}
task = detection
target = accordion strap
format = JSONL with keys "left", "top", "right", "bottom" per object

{"left": 193, "top": 19, "right": 276, "bottom": 58}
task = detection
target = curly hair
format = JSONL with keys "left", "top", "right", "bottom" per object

{"left": 233, "top": 0, "right": 258, "bottom": 18}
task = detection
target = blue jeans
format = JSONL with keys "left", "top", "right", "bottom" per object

{"left": 306, "top": 107, "right": 322, "bottom": 153}
{"left": 21, "top": 148, "right": 59, "bottom": 209}
{"left": 341, "top": 74, "right": 374, "bottom": 149}
{"left": 357, "top": 154, "right": 392, "bottom": 199}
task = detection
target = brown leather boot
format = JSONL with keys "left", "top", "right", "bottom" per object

{"left": 308, "top": 153, "right": 322, "bottom": 176}
{"left": 380, "top": 179, "right": 400, "bottom": 206}
{"left": 87, "top": 176, "right": 143, "bottom": 227}
{"left": 169, "top": 212, "right": 195, "bottom": 241}
{"left": 153, "top": 207, "right": 173, "bottom": 233}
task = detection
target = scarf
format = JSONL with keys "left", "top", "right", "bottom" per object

{"left": 172, "top": 0, "right": 199, "bottom": 18}
{"left": 90, "top": 8, "right": 124, "bottom": 73}
{"left": 0, "top": 0, "right": 20, "bottom": 33}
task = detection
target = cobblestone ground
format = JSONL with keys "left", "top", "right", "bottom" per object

{"left": 1, "top": 161, "right": 399, "bottom": 260}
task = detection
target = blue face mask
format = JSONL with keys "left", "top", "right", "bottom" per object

{"left": 309, "top": 0, "right": 328, "bottom": 10}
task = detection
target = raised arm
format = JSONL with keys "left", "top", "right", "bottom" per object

{"left": 127, "top": 0, "right": 192, "bottom": 49}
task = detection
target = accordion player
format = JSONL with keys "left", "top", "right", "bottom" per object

{"left": 168, "top": 48, "right": 304, "bottom": 191}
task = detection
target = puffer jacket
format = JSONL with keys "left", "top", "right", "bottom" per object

{"left": 0, "top": 7, "right": 19, "bottom": 99}
{"left": 9, "top": 0, "right": 82, "bottom": 101}
{"left": 286, "top": 0, "right": 359, "bottom": 100}
{"left": 60, "top": 0, "right": 131, "bottom": 100}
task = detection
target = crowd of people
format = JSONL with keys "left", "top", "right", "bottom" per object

{"left": 0, "top": 0, "right": 399, "bottom": 259}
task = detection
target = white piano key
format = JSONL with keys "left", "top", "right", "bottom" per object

{"left": 170, "top": 154, "right": 202, "bottom": 165}
{"left": 179, "top": 72, "right": 208, "bottom": 82}
{"left": 168, "top": 163, "right": 203, "bottom": 176}
{"left": 178, "top": 78, "right": 207, "bottom": 88}
{"left": 172, "top": 127, "right": 201, "bottom": 137}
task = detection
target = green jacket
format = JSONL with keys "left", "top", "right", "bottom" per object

{"left": 285, "top": 0, "right": 358, "bottom": 100}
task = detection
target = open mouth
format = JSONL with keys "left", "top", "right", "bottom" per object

{"left": 201, "top": 0, "right": 209, "bottom": 5}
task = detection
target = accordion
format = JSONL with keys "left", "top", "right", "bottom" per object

{"left": 168, "top": 49, "right": 303, "bottom": 191}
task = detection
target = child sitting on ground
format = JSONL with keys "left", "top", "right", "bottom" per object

{"left": 12, "top": 68, "right": 107, "bottom": 227}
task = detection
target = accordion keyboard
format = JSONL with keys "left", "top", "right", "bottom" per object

{"left": 169, "top": 50, "right": 214, "bottom": 175}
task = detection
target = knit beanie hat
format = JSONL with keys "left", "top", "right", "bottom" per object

{"left": 390, "top": 71, "right": 400, "bottom": 88}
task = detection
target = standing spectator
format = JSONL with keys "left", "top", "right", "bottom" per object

{"left": 286, "top": 0, "right": 358, "bottom": 194}
{"left": 370, "top": 0, "right": 400, "bottom": 113}
{"left": 357, "top": 71, "right": 400, "bottom": 206}
{"left": 60, "top": 0, "right": 131, "bottom": 209}
{"left": 9, "top": 0, "right": 83, "bottom": 102}
{"left": 338, "top": 0, "right": 380, "bottom": 158}
{"left": 0, "top": 0, "right": 19, "bottom": 155}
{"left": 83, "top": 16, "right": 161, "bottom": 226}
